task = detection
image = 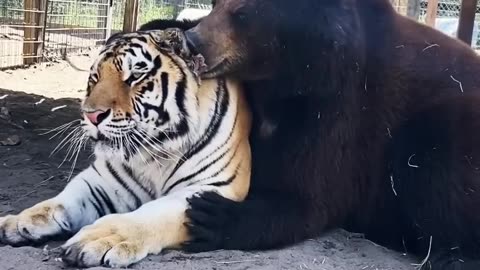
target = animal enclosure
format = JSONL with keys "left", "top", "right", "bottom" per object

{"left": 0, "top": 0, "right": 479, "bottom": 69}
{"left": 0, "top": 0, "right": 211, "bottom": 69}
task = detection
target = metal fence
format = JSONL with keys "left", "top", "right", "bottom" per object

{"left": 0, "top": 0, "right": 211, "bottom": 69}
{"left": 0, "top": 0, "right": 111, "bottom": 68}
{"left": 391, "top": 0, "right": 462, "bottom": 18}
{"left": 43, "top": 0, "right": 110, "bottom": 61}
{"left": 390, "top": 0, "right": 480, "bottom": 48}
{"left": 2, "top": 0, "right": 480, "bottom": 69}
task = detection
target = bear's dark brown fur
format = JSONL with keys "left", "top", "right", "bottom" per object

{"left": 142, "top": 1, "right": 480, "bottom": 268}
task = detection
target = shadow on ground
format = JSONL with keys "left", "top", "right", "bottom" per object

{"left": 0, "top": 89, "right": 416, "bottom": 270}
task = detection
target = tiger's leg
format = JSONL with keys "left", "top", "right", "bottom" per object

{"left": 59, "top": 186, "right": 218, "bottom": 268}
{"left": 0, "top": 162, "right": 148, "bottom": 246}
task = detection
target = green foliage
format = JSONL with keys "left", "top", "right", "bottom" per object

{"left": 0, "top": 0, "right": 22, "bottom": 9}
{"left": 138, "top": 1, "right": 175, "bottom": 25}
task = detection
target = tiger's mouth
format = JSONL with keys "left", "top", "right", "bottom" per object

{"left": 94, "top": 133, "right": 110, "bottom": 143}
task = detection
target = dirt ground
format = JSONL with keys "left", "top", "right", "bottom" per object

{"left": 0, "top": 55, "right": 418, "bottom": 269}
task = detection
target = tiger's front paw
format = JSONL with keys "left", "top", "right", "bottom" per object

{"left": 60, "top": 214, "right": 149, "bottom": 268}
{"left": 0, "top": 202, "right": 71, "bottom": 246}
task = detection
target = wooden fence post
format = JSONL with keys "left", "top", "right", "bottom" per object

{"left": 39, "top": 0, "right": 48, "bottom": 61}
{"left": 457, "top": 0, "right": 479, "bottom": 46}
{"left": 23, "top": 0, "right": 46, "bottom": 65}
{"left": 123, "top": 0, "right": 139, "bottom": 32}
{"left": 425, "top": 0, "right": 439, "bottom": 27}
{"left": 407, "top": 0, "right": 421, "bottom": 20}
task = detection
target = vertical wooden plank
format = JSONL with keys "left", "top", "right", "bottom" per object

{"left": 132, "top": 0, "right": 139, "bottom": 31}
{"left": 23, "top": 0, "right": 32, "bottom": 64}
{"left": 123, "top": 0, "right": 139, "bottom": 32}
{"left": 457, "top": 0, "right": 479, "bottom": 46}
{"left": 37, "top": 0, "right": 48, "bottom": 62}
{"left": 426, "top": 0, "right": 439, "bottom": 27}
{"left": 23, "top": 0, "right": 36, "bottom": 64}
{"left": 23, "top": 0, "right": 44, "bottom": 65}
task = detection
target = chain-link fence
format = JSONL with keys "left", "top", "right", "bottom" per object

{"left": 43, "top": 0, "right": 110, "bottom": 60}
{"left": 0, "top": 0, "right": 111, "bottom": 69}
{"left": 0, "top": 0, "right": 46, "bottom": 68}
{"left": 391, "top": 0, "right": 462, "bottom": 18}
{"left": 3, "top": 0, "right": 480, "bottom": 69}
{"left": 0, "top": 0, "right": 211, "bottom": 69}
{"left": 390, "top": 0, "right": 480, "bottom": 49}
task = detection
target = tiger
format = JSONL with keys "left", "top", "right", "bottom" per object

{"left": 0, "top": 28, "right": 251, "bottom": 268}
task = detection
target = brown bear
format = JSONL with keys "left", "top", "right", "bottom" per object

{"left": 142, "top": 0, "right": 480, "bottom": 269}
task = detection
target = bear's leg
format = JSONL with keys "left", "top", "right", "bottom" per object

{"left": 428, "top": 249, "right": 480, "bottom": 270}
{"left": 183, "top": 191, "right": 324, "bottom": 251}
{"left": 388, "top": 97, "right": 480, "bottom": 270}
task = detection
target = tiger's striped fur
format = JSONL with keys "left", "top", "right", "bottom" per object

{"left": 0, "top": 29, "right": 251, "bottom": 268}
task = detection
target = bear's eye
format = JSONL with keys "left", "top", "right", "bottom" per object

{"left": 231, "top": 9, "right": 249, "bottom": 26}
{"left": 211, "top": 0, "right": 216, "bottom": 7}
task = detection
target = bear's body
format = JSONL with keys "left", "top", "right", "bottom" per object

{"left": 142, "top": 1, "right": 480, "bottom": 268}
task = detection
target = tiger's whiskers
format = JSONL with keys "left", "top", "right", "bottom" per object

{"left": 50, "top": 126, "right": 83, "bottom": 157}
{"left": 39, "top": 119, "right": 82, "bottom": 139}
{"left": 126, "top": 133, "right": 149, "bottom": 165}
{"left": 58, "top": 129, "right": 85, "bottom": 167}
{"left": 130, "top": 132, "right": 165, "bottom": 166}
{"left": 136, "top": 126, "right": 185, "bottom": 162}
{"left": 66, "top": 133, "right": 88, "bottom": 181}
{"left": 135, "top": 129, "right": 179, "bottom": 161}
{"left": 43, "top": 119, "right": 89, "bottom": 182}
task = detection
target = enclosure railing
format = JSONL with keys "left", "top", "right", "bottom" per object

{"left": 0, "top": 0, "right": 211, "bottom": 69}
{"left": 391, "top": 0, "right": 480, "bottom": 48}
{"left": 0, "top": 0, "right": 479, "bottom": 69}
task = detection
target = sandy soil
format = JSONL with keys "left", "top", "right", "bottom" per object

{"left": 0, "top": 58, "right": 419, "bottom": 269}
{"left": 0, "top": 49, "right": 99, "bottom": 99}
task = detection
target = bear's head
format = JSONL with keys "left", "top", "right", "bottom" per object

{"left": 186, "top": 0, "right": 369, "bottom": 83}
{"left": 186, "top": 0, "right": 280, "bottom": 80}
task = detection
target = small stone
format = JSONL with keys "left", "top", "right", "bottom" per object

{"left": 0, "top": 107, "right": 10, "bottom": 121}
{"left": 0, "top": 135, "right": 21, "bottom": 146}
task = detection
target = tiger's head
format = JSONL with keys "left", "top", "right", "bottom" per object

{"left": 82, "top": 29, "right": 207, "bottom": 159}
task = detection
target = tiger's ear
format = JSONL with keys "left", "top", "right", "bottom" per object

{"left": 147, "top": 29, "right": 189, "bottom": 57}
{"left": 148, "top": 29, "right": 207, "bottom": 76}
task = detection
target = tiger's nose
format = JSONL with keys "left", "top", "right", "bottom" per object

{"left": 84, "top": 109, "right": 110, "bottom": 125}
